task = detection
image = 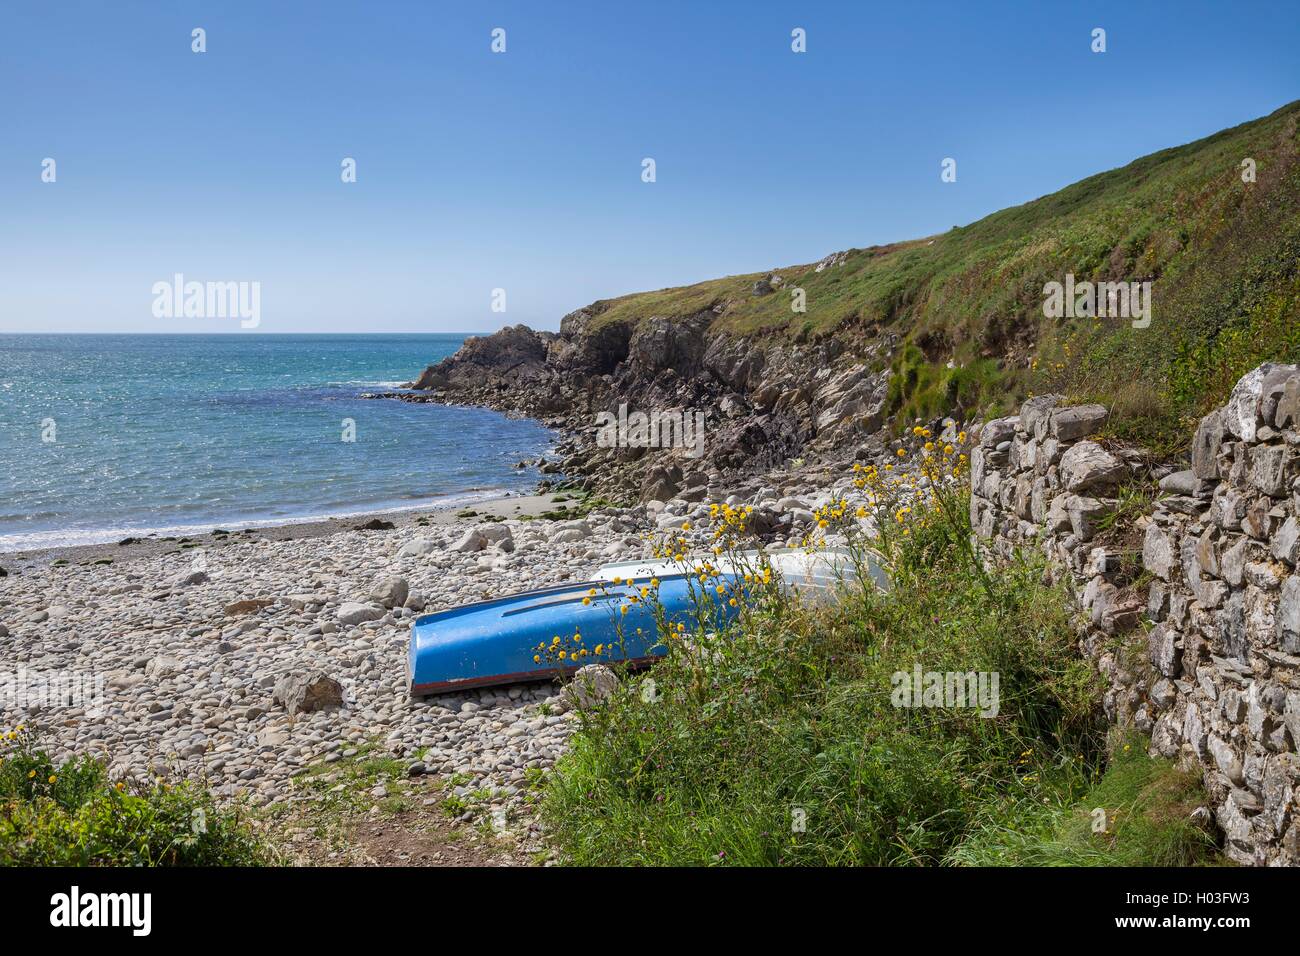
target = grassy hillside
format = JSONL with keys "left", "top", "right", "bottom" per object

{"left": 584, "top": 100, "right": 1300, "bottom": 452}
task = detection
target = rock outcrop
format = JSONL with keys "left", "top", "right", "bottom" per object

{"left": 373, "top": 306, "right": 893, "bottom": 500}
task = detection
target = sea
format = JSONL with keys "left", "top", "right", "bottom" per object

{"left": 0, "top": 334, "right": 555, "bottom": 553}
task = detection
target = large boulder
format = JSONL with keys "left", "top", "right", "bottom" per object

{"left": 337, "top": 602, "right": 383, "bottom": 626}
{"left": 477, "top": 523, "right": 514, "bottom": 547}
{"left": 551, "top": 519, "right": 593, "bottom": 543}
{"left": 273, "top": 670, "right": 345, "bottom": 715}
{"left": 561, "top": 664, "right": 621, "bottom": 710}
{"left": 398, "top": 537, "right": 437, "bottom": 557}
{"left": 368, "top": 576, "right": 410, "bottom": 609}
{"left": 450, "top": 529, "right": 487, "bottom": 553}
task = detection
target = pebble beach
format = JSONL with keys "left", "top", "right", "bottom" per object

{"left": 0, "top": 445, "right": 929, "bottom": 856}
{"left": 0, "top": 492, "right": 653, "bottom": 840}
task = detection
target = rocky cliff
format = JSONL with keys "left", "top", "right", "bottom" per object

{"left": 393, "top": 304, "right": 895, "bottom": 502}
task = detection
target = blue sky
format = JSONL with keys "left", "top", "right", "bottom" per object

{"left": 2, "top": 0, "right": 1297, "bottom": 334}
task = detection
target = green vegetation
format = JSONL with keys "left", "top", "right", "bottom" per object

{"left": 278, "top": 739, "right": 417, "bottom": 821}
{"left": 578, "top": 101, "right": 1300, "bottom": 448}
{"left": 950, "top": 732, "right": 1219, "bottom": 866}
{"left": 526, "top": 492, "right": 624, "bottom": 521}
{"left": 0, "top": 728, "right": 267, "bottom": 866}
{"left": 542, "top": 452, "right": 1220, "bottom": 866}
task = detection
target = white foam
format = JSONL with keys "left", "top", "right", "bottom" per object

{"left": 0, "top": 488, "right": 516, "bottom": 554}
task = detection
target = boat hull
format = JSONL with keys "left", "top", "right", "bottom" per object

{"left": 407, "top": 574, "right": 739, "bottom": 696}
{"left": 596, "top": 547, "right": 889, "bottom": 603}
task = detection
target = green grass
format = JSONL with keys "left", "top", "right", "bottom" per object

{"left": 0, "top": 729, "right": 268, "bottom": 866}
{"left": 948, "top": 732, "right": 1220, "bottom": 866}
{"left": 571, "top": 100, "right": 1300, "bottom": 447}
{"left": 541, "top": 473, "right": 1221, "bottom": 866}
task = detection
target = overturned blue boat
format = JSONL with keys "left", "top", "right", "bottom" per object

{"left": 407, "top": 572, "right": 740, "bottom": 696}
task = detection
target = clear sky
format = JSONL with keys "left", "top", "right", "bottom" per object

{"left": 2, "top": 0, "right": 1297, "bottom": 334}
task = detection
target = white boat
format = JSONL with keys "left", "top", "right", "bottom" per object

{"left": 594, "top": 546, "right": 890, "bottom": 605}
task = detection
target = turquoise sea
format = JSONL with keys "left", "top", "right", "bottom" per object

{"left": 0, "top": 334, "right": 554, "bottom": 552}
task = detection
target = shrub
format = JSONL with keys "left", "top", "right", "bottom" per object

{"left": 0, "top": 727, "right": 268, "bottom": 866}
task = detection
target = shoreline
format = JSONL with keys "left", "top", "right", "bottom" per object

{"left": 0, "top": 491, "right": 574, "bottom": 573}
{"left": 0, "top": 418, "right": 849, "bottom": 854}
{"left": 0, "top": 483, "right": 662, "bottom": 846}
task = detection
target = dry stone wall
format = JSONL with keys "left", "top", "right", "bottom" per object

{"left": 969, "top": 363, "right": 1300, "bottom": 866}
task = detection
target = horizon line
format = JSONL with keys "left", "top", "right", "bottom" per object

{"left": 0, "top": 330, "right": 515, "bottom": 336}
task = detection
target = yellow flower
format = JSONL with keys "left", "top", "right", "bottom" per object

{"left": 896, "top": 448, "right": 906, "bottom": 458}
{"left": 533, "top": 655, "right": 540, "bottom": 663}
{"left": 48, "top": 775, "right": 57, "bottom": 784}
{"left": 582, "top": 597, "right": 591, "bottom": 606}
